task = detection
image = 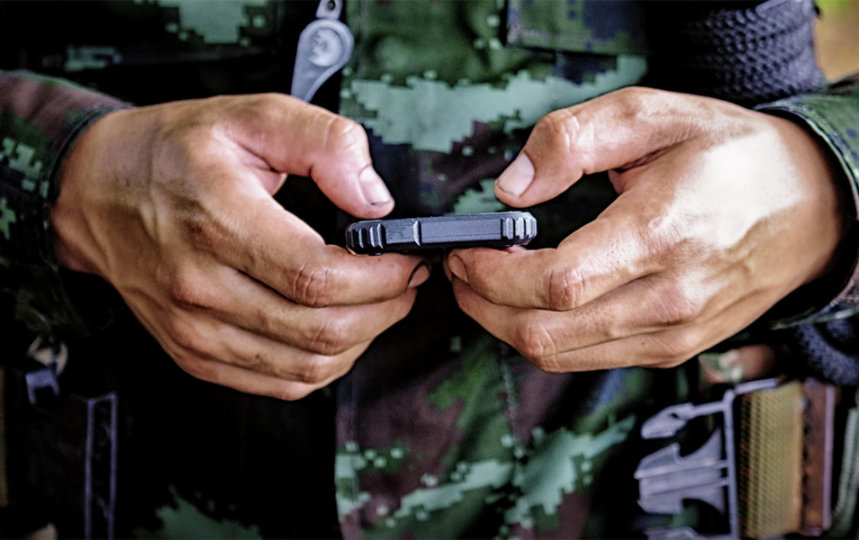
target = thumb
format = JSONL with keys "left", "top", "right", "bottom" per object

{"left": 494, "top": 87, "right": 708, "bottom": 207}
{"left": 231, "top": 93, "right": 393, "bottom": 218}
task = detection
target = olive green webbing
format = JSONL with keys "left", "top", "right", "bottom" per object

{"left": 738, "top": 382, "right": 804, "bottom": 537}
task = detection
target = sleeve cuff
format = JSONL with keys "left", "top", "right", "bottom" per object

{"left": 755, "top": 74, "right": 859, "bottom": 327}
{"left": 0, "top": 70, "right": 130, "bottom": 336}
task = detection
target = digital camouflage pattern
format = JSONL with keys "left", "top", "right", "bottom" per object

{"left": 0, "top": 71, "right": 128, "bottom": 337}
{"left": 1, "top": 1, "right": 859, "bottom": 538}
{"left": 334, "top": 2, "right": 661, "bottom": 537}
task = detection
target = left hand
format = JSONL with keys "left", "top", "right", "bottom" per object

{"left": 52, "top": 94, "right": 427, "bottom": 399}
{"left": 445, "top": 87, "right": 850, "bottom": 372}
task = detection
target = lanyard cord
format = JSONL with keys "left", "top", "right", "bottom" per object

{"left": 290, "top": 0, "right": 354, "bottom": 102}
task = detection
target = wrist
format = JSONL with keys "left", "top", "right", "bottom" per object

{"left": 761, "top": 112, "right": 857, "bottom": 324}
{"left": 772, "top": 113, "right": 853, "bottom": 285}
{"left": 51, "top": 108, "right": 128, "bottom": 276}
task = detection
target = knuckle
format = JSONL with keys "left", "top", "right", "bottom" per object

{"left": 167, "top": 316, "right": 206, "bottom": 355}
{"left": 279, "top": 386, "right": 314, "bottom": 401}
{"left": 174, "top": 355, "right": 215, "bottom": 382}
{"left": 535, "top": 110, "right": 582, "bottom": 152}
{"left": 543, "top": 264, "right": 584, "bottom": 311}
{"left": 292, "top": 262, "right": 334, "bottom": 307}
{"left": 324, "top": 115, "right": 366, "bottom": 155}
{"left": 650, "top": 328, "right": 703, "bottom": 364}
{"left": 612, "top": 86, "right": 650, "bottom": 116}
{"left": 534, "top": 107, "right": 599, "bottom": 172}
{"left": 643, "top": 214, "right": 681, "bottom": 255}
{"left": 167, "top": 270, "right": 212, "bottom": 309}
{"left": 242, "top": 93, "right": 285, "bottom": 121}
{"left": 254, "top": 92, "right": 286, "bottom": 108}
{"left": 305, "top": 317, "right": 353, "bottom": 356}
{"left": 657, "top": 356, "right": 689, "bottom": 369}
{"left": 293, "top": 356, "right": 337, "bottom": 385}
{"left": 511, "top": 322, "right": 559, "bottom": 368}
{"left": 653, "top": 281, "right": 704, "bottom": 326}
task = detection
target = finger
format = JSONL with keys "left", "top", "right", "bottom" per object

{"left": 176, "top": 320, "right": 369, "bottom": 384}
{"left": 180, "top": 360, "right": 330, "bottom": 401}
{"left": 452, "top": 275, "right": 774, "bottom": 372}
{"left": 177, "top": 265, "right": 419, "bottom": 354}
{"left": 128, "top": 294, "right": 369, "bottom": 395}
{"left": 182, "top": 95, "right": 431, "bottom": 306}
{"left": 227, "top": 93, "right": 394, "bottom": 218}
{"left": 450, "top": 268, "right": 723, "bottom": 355}
{"left": 187, "top": 183, "right": 430, "bottom": 306}
{"left": 450, "top": 275, "right": 649, "bottom": 369}
{"left": 446, "top": 199, "right": 658, "bottom": 311}
{"left": 494, "top": 87, "right": 722, "bottom": 207}
{"left": 537, "top": 293, "right": 776, "bottom": 372}
{"left": 173, "top": 343, "right": 367, "bottom": 401}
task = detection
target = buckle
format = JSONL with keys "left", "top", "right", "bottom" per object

{"left": 636, "top": 378, "right": 836, "bottom": 538}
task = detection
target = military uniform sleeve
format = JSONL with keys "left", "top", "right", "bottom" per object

{"left": 0, "top": 70, "right": 129, "bottom": 336}
{"left": 754, "top": 74, "right": 859, "bottom": 325}
{"left": 750, "top": 75, "right": 859, "bottom": 385}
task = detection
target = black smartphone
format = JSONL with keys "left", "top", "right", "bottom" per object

{"left": 345, "top": 211, "right": 537, "bottom": 255}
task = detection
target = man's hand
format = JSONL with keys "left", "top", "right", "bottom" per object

{"left": 52, "top": 94, "right": 428, "bottom": 399}
{"left": 445, "top": 87, "right": 849, "bottom": 372}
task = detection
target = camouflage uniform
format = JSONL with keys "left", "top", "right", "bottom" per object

{"left": 0, "top": 1, "right": 858, "bottom": 538}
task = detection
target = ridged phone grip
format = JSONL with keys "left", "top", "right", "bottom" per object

{"left": 346, "top": 211, "right": 537, "bottom": 255}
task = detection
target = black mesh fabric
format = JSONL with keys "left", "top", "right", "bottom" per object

{"left": 645, "top": 0, "right": 824, "bottom": 107}
{"left": 781, "top": 319, "right": 859, "bottom": 386}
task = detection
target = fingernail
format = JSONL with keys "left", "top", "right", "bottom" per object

{"left": 359, "top": 167, "right": 392, "bottom": 206}
{"left": 408, "top": 262, "right": 431, "bottom": 287}
{"left": 447, "top": 255, "right": 468, "bottom": 283}
{"left": 496, "top": 153, "right": 534, "bottom": 197}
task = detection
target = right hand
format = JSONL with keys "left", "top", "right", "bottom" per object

{"left": 51, "top": 94, "right": 428, "bottom": 399}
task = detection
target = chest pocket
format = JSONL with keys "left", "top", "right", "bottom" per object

{"left": 506, "top": 0, "right": 649, "bottom": 56}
